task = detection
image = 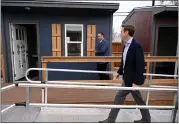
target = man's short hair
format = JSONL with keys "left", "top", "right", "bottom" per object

{"left": 98, "top": 32, "right": 104, "bottom": 36}
{"left": 121, "top": 25, "right": 135, "bottom": 37}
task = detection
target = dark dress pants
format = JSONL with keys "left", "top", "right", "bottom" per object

{"left": 108, "top": 83, "right": 151, "bottom": 121}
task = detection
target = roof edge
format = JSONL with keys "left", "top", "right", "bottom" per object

{"left": 122, "top": 9, "right": 135, "bottom": 24}
{"left": 1, "top": 0, "right": 119, "bottom": 10}
{"left": 122, "top": 5, "right": 178, "bottom": 24}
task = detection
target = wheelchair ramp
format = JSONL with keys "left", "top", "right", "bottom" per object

{"left": 1, "top": 105, "right": 178, "bottom": 123}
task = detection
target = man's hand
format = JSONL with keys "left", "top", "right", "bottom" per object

{"left": 115, "top": 74, "right": 120, "bottom": 79}
{"left": 132, "top": 83, "right": 139, "bottom": 91}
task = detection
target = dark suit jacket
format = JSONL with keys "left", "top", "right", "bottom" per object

{"left": 117, "top": 38, "right": 145, "bottom": 87}
{"left": 96, "top": 39, "right": 109, "bottom": 64}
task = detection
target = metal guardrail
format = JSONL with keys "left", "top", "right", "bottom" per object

{"left": 18, "top": 83, "right": 178, "bottom": 91}
{"left": 1, "top": 67, "right": 178, "bottom": 123}
{"left": 25, "top": 68, "right": 178, "bottom": 103}
{"left": 26, "top": 68, "right": 178, "bottom": 79}
{"left": 25, "top": 67, "right": 178, "bottom": 122}
{"left": 29, "top": 103, "right": 175, "bottom": 109}
{"left": 1, "top": 104, "right": 15, "bottom": 114}
{"left": 1, "top": 84, "right": 16, "bottom": 92}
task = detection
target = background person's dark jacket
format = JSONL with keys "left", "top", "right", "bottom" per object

{"left": 96, "top": 39, "right": 109, "bottom": 64}
{"left": 117, "top": 38, "right": 145, "bottom": 87}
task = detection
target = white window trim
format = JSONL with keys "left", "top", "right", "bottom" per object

{"left": 66, "top": 41, "right": 82, "bottom": 43}
{"left": 65, "top": 24, "right": 83, "bottom": 56}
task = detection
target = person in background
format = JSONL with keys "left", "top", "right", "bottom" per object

{"left": 96, "top": 32, "right": 110, "bottom": 80}
{"left": 98, "top": 25, "right": 151, "bottom": 123}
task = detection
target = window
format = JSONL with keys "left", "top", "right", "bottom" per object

{"left": 15, "top": 29, "right": 25, "bottom": 41}
{"left": 65, "top": 24, "right": 83, "bottom": 56}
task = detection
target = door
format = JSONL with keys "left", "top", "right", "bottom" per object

{"left": 156, "top": 27, "right": 178, "bottom": 75}
{"left": 10, "top": 24, "right": 28, "bottom": 80}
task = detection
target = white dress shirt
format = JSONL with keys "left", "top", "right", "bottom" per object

{"left": 100, "top": 38, "right": 104, "bottom": 43}
{"left": 123, "top": 37, "right": 133, "bottom": 70}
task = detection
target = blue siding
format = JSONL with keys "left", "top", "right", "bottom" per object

{"left": 3, "top": 9, "right": 112, "bottom": 81}
{"left": 39, "top": 15, "right": 111, "bottom": 80}
{"left": 39, "top": 22, "right": 52, "bottom": 56}
{"left": 48, "top": 63, "right": 99, "bottom": 80}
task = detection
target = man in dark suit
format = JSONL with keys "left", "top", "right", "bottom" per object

{"left": 98, "top": 25, "right": 151, "bottom": 123}
{"left": 96, "top": 32, "right": 110, "bottom": 80}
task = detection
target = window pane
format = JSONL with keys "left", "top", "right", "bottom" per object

{"left": 15, "top": 29, "right": 19, "bottom": 40}
{"left": 67, "top": 43, "right": 81, "bottom": 56}
{"left": 22, "top": 30, "right": 25, "bottom": 40}
{"left": 67, "top": 31, "right": 82, "bottom": 41}
{"left": 66, "top": 25, "right": 82, "bottom": 41}
{"left": 19, "top": 30, "right": 22, "bottom": 40}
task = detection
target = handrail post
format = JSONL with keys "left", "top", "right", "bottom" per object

{"left": 25, "top": 86, "right": 30, "bottom": 108}
{"left": 170, "top": 93, "right": 178, "bottom": 122}
{"left": 25, "top": 68, "right": 30, "bottom": 108}
{"left": 45, "top": 70, "right": 48, "bottom": 104}
{"left": 174, "top": 62, "right": 178, "bottom": 79}
{"left": 146, "top": 75, "right": 152, "bottom": 105}
{"left": 41, "top": 62, "right": 47, "bottom": 104}
{"left": 146, "top": 53, "right": 151, "bottom": 105}
{"left": 41, "top": 70, "right": 48, "bottom": 111}
{"left": 42, "top": 88, "right": 44, "bottom": 104}
{"left": 41, "top": 74, "right": 44, "bottom": 104}
{"left": 174, "top": 41, "right": 178, "bottom": 79}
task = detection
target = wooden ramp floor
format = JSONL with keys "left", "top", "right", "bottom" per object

{"left": 1, "top": 105, "right": 178, "bottom": 123}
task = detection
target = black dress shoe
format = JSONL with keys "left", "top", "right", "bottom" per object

{"left": 98, "top": 119, "right": 115, "bottom": 123}
{"left": 134, "top": 119, "right": 151, "bottom": 123}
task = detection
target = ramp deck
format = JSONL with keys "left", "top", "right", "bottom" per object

{"left": 1, "top": 105, "right": 178, "bottom": 123}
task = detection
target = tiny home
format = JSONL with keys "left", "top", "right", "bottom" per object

{"left": 122, "top": 6, "right": 178, "bottom": 75}
{"left": 1, "top": 0, "right": 119, "bottom": 82}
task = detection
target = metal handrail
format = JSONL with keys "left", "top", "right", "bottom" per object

{"left": 1, "top": 67, "right": 178, "bottom": 123}
{"left": 25, "top": 68, "right": 178, "bottom": 85}
{"left": 25, "top": 68, "right": 178, "bottom": 108}
{"left": 1, "top": 104, "right": 15, "bottom": 114}
{"left": 18, "top": 83, "right": 178, "bottom": 91}
{"left": 1, "top": 84, "right": 16, "bottom": 92}
{"left": 30, "top": 103, "right": 175, "bottom": 109}
{"left": 26, "top": 68, "right": 178, "bottom": 78}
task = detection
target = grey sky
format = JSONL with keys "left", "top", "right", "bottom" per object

{"left": 113, "top": 1, "right": 152, "bottom": 32}
{"left": 79, "top": 1, "right": 174, "bottom": 33}
{"left": 113, "top": 1, "right": 173, "bottom": 32}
